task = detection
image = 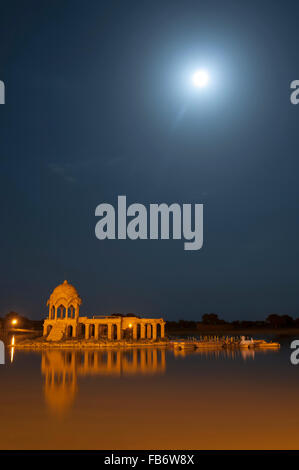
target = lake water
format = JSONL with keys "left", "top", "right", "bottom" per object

{"left": 0, "top": 338, "right": 298, "bottom": 449}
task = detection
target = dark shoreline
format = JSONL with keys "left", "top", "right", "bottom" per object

{"left": 166, "top": 327, "right": 299, "bottom": 337}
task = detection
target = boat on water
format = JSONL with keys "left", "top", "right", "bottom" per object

{"left": 253, "top": 340, "right": 280, "bottom": 349}
{"left": 172, "top": 341, "right": 196, "bottom": 350}
{"left": 239, "top": 337, "right": 254, "bottom": 348}
{"left": 239, "top": 336, "right": 280, "bottom": 349}
{"left": 171, "top": 337, "right": 280, "bottom": 351}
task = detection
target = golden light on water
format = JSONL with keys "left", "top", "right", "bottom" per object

{"left": 41, "top": 349, "right": 166, "bottom": 415}
{"left": 2, "top": 346, "right": 292, "bottom": 449}
{"left": 10, "top": 336, "right": 15, "bottom": 363}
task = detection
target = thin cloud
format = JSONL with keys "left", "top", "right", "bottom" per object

{"left": 48, "top": 163, "right": 76, "bottom": 183}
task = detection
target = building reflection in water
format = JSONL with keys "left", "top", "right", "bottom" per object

{"left": 41, "top": 348, "right": 166, "bottom": 415}
{"left": 41, "top": 346, "right": 278, "bottom": 414}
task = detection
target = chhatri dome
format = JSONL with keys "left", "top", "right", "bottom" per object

{"left": 47, "top": 280, "right": 81, "bottom": 306}
{"left": 47, "top": 280, "right": 82, "bottom": 320}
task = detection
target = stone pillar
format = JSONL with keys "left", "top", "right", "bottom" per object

{"left": 75, "top": 306, "right": 79, "bottom": 320}
{"left": 116, "top": 324, "right": 121, "bottom": 340}
{"left": 160, "top": 323, "right": 165, "bottom": 338}
{"left": 140, "top": 324, "right": 146, "bottom": 339}
{"left": 85, "top": 325, "right": 89, "bottom": 340}
{"left": 54, "top": 306, "right": 57, "bottom": 320}
{"left": 133, "top": 324, "right": 138, "bottom": 341}
{"left": 94, "top": 324, "right": 99, "bottom": 340}
{"left": 152, "top": 323, "right": 157, "bottom": 341}
{"left": 108, "top": 323, "right": 113, "bottom": 340}
{"left": 72, "top": 324, "right": 77, "bottom": 338}
{"left": 65, "top": 307, "right": 68, "bottom": 319}
{"left": 146, "top": 324, "right": 151, "bottom": 339}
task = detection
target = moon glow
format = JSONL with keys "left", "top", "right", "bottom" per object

{"left": 192, "top": 69, "right": 209, "bottom": 88}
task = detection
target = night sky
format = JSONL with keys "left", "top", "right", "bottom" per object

{"left": 0, "top": 1, "right": 299, "bottom": 321}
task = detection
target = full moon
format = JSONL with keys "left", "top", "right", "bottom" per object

{"left": 192, "top": 69, "right": 209, "bottom": 88}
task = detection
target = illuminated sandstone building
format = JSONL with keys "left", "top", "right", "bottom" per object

{"left": 43, "top": 280, "right": 165, "bottom": 341}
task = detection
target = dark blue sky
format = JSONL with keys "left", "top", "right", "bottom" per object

{"left": 0, "top": 0, "right": 299, "bottom": 321}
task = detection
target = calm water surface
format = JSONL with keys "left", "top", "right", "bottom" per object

{"left": 0, "top": 338, "right": 299, "bottom": 449}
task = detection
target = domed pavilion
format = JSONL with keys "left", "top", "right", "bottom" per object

{"left": 47, "top": 280, "right": 82, "bottom": 321}
{"left": 43, "top": 280, "right": 165, "bottom": 342}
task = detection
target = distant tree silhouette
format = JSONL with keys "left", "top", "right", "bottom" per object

{"left": 202, "top": 313, "right": 222, "bottom": 325}
{"left": 266, "top": 314, "right": 294, "bottom": 328}
{"left": 166, "top": 320, "right": 197, "bottom": 331}
{"left": 281, "top": 315, "right": 294, "bottom": 326}
{"left": 178, "top": 319, "right": 197, "bottom": 329}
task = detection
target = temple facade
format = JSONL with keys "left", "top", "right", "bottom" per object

{"left": 43, "top": 280, "right": 165, "bottom": 342}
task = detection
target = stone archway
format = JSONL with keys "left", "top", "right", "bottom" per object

{"left": 78, "top": 323, "right": 85, "bottom": 339}
{"left": 57, "top": 305, "right": 65, "bottom": 319}
{"left": 50, "top": 306, "right": 55, "bottom": 319}
{"left": 67, "top": 325, "right": 73, "bottom": 338}
{"left": 125, "top": 327, "right": 133, "bottom": 340}
{"left": 69, "top": 305, "right": 76, "bottom": 319}
{"left": 99, "top": 324, "right": 108, "bottom": 339}
{"left": 112, "top": 324, "right": 117, "bottom": 340}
